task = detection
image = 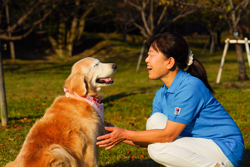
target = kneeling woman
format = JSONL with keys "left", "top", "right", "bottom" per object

{"left": 96, "top": 32, "right": 244, "bottom": 167}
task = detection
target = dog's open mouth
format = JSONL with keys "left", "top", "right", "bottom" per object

{"left": 96, "top": 77, "right": 114, "bottom": 84}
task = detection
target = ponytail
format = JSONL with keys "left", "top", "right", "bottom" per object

{"left": 186, "top": 58, "right": 214, "bottom": 94}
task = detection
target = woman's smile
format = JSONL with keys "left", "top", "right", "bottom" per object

{"left": 147, "top": 66, "right": 152, "bottom": 72}
{"left": 145, "top": 46, "right": 169, "bottom": 81}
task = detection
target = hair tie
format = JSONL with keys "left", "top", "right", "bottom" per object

{"left": 187, "top": 50, "right": 193, "bottom": 66}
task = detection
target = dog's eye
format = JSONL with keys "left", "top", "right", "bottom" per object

{"left": 94, "top": 63, "right": 99, "bottom": 67}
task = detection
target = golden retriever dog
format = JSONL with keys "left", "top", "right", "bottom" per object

{"left": 6, "top": 57, "right": 117, "bottom": 167}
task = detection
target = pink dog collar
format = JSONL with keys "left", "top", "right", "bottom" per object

{"left": 64, "top": 88, "right": 104, "bottom": 123}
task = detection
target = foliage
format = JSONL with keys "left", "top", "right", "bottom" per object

{"left": 47, "top": 0, "right": 97, "bottom": 58}
{"left": 0, "top": 0, "right": 56, "bottom": 40}
{"left": 124, "top": 0, "right": 196, "bottom": 38}
{"left": 0, "top": 34, "right": 250, "bottom": 167}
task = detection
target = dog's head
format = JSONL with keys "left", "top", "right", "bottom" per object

{"left": 64, "top": 57, "right": 116, "bottom": 98}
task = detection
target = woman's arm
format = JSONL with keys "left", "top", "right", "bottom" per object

{"left": 122, "top": 140, "right": 149, "bottom": 147}
{"left": 96, "top": 120, "right": 186, "bottom": 150}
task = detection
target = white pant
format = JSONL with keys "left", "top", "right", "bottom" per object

{"left": 146, "top": 113, "right": 233, "bottom": 167}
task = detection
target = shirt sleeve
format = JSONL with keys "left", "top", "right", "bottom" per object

{"left": 168, "top": 85, "right": 205, "bottom": 125}
{"left": 151, "top": 89, "right": 163, "bottom": 116}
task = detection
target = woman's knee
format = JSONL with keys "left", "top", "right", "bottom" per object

{"left": 147, "top": 143, "right": 170, "bottom": 162}
{"left": 147, "top": 144, "right": 159, "bottom": 161}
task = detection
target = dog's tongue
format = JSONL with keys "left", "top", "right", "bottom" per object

{"left": 100, "top": 77, "right": 113, "bottom": 82}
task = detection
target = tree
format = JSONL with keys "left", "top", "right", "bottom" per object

{"left": 223, "top": 0, "right": 249, "bottom": 80}
{"left": 0, "top": 0, "right": 56, "bottom": 59}
{"left": 84, "top": 0, "right": 136, "bottom": 41}
{"left": 238, "top": 7, "right": 250, "bottom": 38}
{"left": 48, "top": 0, "right": 96, "bottom": 58}
{"left": 191, "top": 5, "right": 226, "bottom": 54}
{"left": 177, "top": 0, "right": 249, "bottom": 81}
{"left": 126, "top": 0, "right": 196, "bottom": 39}
{"left": 211, "top": 0, "right": 249, "bottom": 81}
{"left": 0, "top": 0, "right": 97, "bottom": 59}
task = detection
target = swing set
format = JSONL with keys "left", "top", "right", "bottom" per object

{"left": 216, "top": 37, "right": 250, "bottom": 84}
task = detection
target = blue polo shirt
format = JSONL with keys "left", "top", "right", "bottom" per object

{"left": 151, "top": 70, "right": 244, "bottom": 167}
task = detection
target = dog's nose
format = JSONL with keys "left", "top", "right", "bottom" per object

{"left": 112, "top": 64, "right": 117, "bottom": 70}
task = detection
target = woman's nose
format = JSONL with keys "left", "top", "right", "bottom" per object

{"left": 145, "top": 56, "right": 149, "bottom": 63}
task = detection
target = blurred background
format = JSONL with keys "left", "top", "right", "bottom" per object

{"left": 0, "top": 0, "right": 249, "bottom": 61}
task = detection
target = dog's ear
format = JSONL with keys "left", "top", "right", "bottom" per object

{"left": 64, "top": 73, "right": 88, "bottom": 96}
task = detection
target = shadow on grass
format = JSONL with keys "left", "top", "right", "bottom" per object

{"left": 102, "top": 93, "right": 136, "bottom": 109}
{"left": 103, "top": 93, "right": 135, "bottom": 103}
{"left": 5, "top": 114, "right": 44, "bottom": 129}
{"left": 101, "top": 159, "right": 163, "bottom": 167}
{"left": 242, "top": 149, "right": 250, "bottom": 167}
{"left": 100, "top": 152, "right": 250, "bottom": 167}
{"left": 8, "top": 114, "right": 43, "bottom": 122}
{"left": 102, "top": 91, "right": 155, "bottom": 106}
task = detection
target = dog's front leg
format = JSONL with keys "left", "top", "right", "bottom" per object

{"left": 84, "top": 143, "right": 98, "bottom": 167}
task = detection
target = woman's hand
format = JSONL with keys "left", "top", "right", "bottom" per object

{"left": 96, "top": 127, "right": 127, "bottom": 150}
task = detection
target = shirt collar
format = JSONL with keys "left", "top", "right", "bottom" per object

{"left": 164, "top": 70, "right": 186, "bottom": 94}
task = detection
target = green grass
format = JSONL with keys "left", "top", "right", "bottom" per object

{"left": 0, "top": 33, "right": 250, "bottom": 167}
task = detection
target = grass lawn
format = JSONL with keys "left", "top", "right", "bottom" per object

{"left": 0, "top": 33, "right": 249, "bottom": 167}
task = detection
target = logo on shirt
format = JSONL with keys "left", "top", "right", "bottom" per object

{"left": 174, "top": 107, "right": 181, "bottom": 115}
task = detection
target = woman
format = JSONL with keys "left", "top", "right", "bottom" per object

{"left": 96, "top": 32, "right": 244, "bottom": 167}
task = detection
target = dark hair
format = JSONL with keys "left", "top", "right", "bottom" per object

{"left": 147, "top": 32, "right": 214, "bottom": 93}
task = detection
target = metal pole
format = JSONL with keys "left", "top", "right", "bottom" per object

{"left": 216, "top": 38, "right": 230, "bottom": 84}
{"left": 136, "top": 40, "right": 146, "bottom": 73}
{"left": 244, "top": 37, "right": 250, "bottom": 69}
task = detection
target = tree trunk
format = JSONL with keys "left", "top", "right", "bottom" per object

{"left": 233, "top": 25, "right": 248, "bottom": 80}
{"left": 58, "top": 22, "right": 66, "bottom": 58}
{"left": 0, "top": 40, "right": 8, "bottom": 126}
{"left": 216, "top": 30, "right": 221, "bottom": 51}
{"left": 5, "top": 4, "right": 16, "bottom": 60}
{"left": 49, "top": 23, "right": 73, "bottom": 58}
{"left": 235, "top": 43, "right": 247, "bottom": 80}
{"left": 66, "top": 15, "right": 78, "bottom": 58}
{"left": 210, "top": 34, "right": 215, "bottom": 54}
{"left": 227, "top": 0, "right": 248, "bottom": 81}
{"left": 202, "top": 36, "right": 210, "bottom": 54}
{"left": 9, "top": 41, "right": 15, "bottom": 59}
{"left": 123, "top": 0, "right": 128, "bottom": 42}
{"left": 49, "top": 22, "right": 67, "bottom": 58}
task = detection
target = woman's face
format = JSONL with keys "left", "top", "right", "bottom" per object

{"left": 145, "top": 46, "right": 170, "bottom": 81}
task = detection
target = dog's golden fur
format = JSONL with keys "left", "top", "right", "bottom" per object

{"left": 6, "top": 57, "right": 116, "bottom": 167}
